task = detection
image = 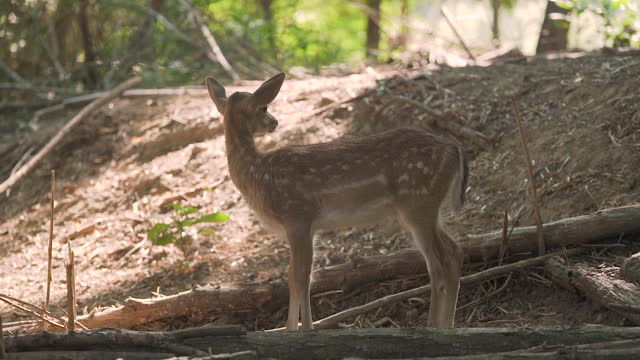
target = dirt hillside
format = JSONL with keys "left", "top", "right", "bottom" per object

{"left": 1, "top": 51, "right": 639, "bottom": 331}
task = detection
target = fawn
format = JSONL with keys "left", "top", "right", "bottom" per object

{"left": 206, "top": 73, "right": 468, "bottom": 331}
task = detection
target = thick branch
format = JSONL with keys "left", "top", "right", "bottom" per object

{"left": 545, "top": 257, "right": 640, "bottom": 324}
{"left": 6, "top": 326, "right": 640, "bottom": 360}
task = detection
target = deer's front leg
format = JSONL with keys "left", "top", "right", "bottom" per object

{"left": 285, "top": 224, "right": 314, "bottom": 331}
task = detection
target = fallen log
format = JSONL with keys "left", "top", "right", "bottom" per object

{"left": 545, "top": 257, "right": 640, "bottom": 324}
{"left": 462, "top": 204, "right": 640, "bottom": 261}
{"left": 5, "top": 325, "right": 640, "bottom": 360}
{"left": 69, "top": 206, "right": 640, "bottom": 330}
{"left": 162, "top": 326, "right": 640, "bottom": 360}
{"left": 431, "top": 339, "right": 640, "bottom": 359}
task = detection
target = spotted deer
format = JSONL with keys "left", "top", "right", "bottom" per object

{"left": 206, "top": 73, "right": 468, "bottom": 331}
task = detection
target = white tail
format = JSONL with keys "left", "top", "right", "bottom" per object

{"left": 206, "top": 73, "right": 467, "bottom": 331}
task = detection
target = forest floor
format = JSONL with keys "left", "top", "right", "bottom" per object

{"left": 1, "top": 50, "right": 640, "bottom": 332}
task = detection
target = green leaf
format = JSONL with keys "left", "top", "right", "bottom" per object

{"left": 147, "top": 223, "right": 170, "bottom": 240}
{"left": 195, "top": 211, "right": 229, "bottom": 223}
{"left": 169, "top": 203, "right": 183, "bottom": 212}
{"left": 179, "top": 218, "right": 197, "bottom": 227}
{"left": 179, "top": 206, "right": 199, "bottom": 216}
{"left": 152, "top": 233, "right": 175, "bottom": 246}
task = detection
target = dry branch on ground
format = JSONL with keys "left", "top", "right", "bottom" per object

{"left": 545, "top": 257, "right": 640, "bottom": 325}
{"left": 6, "top": 325, "right": 640, "bottom": 360}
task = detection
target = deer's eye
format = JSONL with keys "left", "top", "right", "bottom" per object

{"left": 260, "top": 106, "right": 267, "bottom": 113}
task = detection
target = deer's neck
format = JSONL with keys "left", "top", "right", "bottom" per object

{"left": 224, "top": 115, "right": 260, "bottom": 193}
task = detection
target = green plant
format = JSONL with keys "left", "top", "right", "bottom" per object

{"left": 147, "top": 203, "right": 228, "bottom": 255}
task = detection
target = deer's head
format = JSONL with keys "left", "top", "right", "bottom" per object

{"left": 206, "top": 73, "right": 285, "bottom": 136}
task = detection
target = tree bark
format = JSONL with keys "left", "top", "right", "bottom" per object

{"left": 6, "top": 326, "right": 640, "bottom": 360}
{"left": 365, "top": 0, "right": 381, "bottom": 60}
{"left": 77, "top": 0, "right": 98, "bottom": 88}
{"left": 536, "top": 0, "right": 569, "bottom": 54}
{"left": 491, "top": 0, "right": 500, "bottom": 46}
{"left": 462, "top": 205, "right": 640, "bottom": 261}
{"left": 621, "top": 252, "right": 640, "bottom": 284}
{"left": 259, "top": 0, "right": 279, "bottom": 64}
{"left": 545, "top": 257, "right": 640, "bottom": 324}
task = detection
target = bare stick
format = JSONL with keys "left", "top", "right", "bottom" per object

{"left": 65, "top": 241, "right": 77, "bottom": 331}
{"left": 177, "top": 0, "right": 240, "bottom": 81}
{"left": 0, "top": 58, "right": 26, "bottom": 84}
{"left": 313, "top": 248, "right": 584, "bottom": 329}
{"left": 0, "top": 76, "right": 141, "bottom": 195}
{"left": 44, "top": 170, "right": 55, "bottom": 331}
{"left": 498, "top": 210, "right": 509, "bottom": 265}
{"left": 0, "top": 297, "right": 65, "bottom": 330}
{"left": 456, "top": 272, "right": 512, "bottom": 311}
{"left": 440, "top": 6, "right": 476, "bottom": 61}
{"left": 0, "top": 294, "right": 64, "bottom": 322}
{"left": 0, "top": 316, "right": 5, "bottom": 359}
{"left": 512, "top": 99, "right": 545, "bottom": 255}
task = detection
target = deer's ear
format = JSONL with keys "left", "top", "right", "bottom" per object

{"left": 252, "top": 72, "right": 285, "bottom": 107}
{"left": 206, "top": 76, "right": 227, "bottom": 114}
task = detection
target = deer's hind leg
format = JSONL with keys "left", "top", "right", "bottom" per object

{"left": 285, "top": 223, "right": 314, "bottom": 331}
{"left": 397, "top": 206, "right": 463, "bottom": 328}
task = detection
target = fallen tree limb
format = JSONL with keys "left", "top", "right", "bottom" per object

{"left": 0, "top": 77, "right": 141, "bottom": 196}
{"left": 6, "top": 325, "right": 244, "bottom": 359}
{"left": 5, "top": 325, "right": 640, "bottom": 360}
{"left": 462, "top": 204, "right": 640, "bottom": 261}
{"left": 313, "top": 248, "right": 584, "bottom": 329}
{"left": 545, "top": 257, "right": 640, "bottom": 325}
{"left": 175, "top": 325, "right": 640, "bottom": 360}
{"left": 431, "top": 339, "right": 640, "bottom": 359}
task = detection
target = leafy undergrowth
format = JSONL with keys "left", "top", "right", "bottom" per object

{"left": 1, "top": 51, "right": 639, "bottom": 332}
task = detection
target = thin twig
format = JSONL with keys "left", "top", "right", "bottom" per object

{"left": 457, "top": 273, "right": 513, "bottom": 311}
{"left": 499, "top": 210, "right": 509, "bottom": 266}
{"left": 0, "top": 297, "right": 65, "bottom": 330}
{"left": 512, "top": 99, "right": 545, "bottom": 255}
{"left": 0, "top": 315, "right": 5, "bottom": 359}
{"left": 0, "top": 294, "right": 63, "bottom": 321}
{"left": 440, "top": 6, "right": 476, "bottom": 61}
{"left": 9, "top": 146, "right": 35, "bottom": 177}
{"left": 44, "top": 170, "right": 55, "bottom": 331}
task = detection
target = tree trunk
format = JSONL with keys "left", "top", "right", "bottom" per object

{"left": 365, "top": 0, "right": 381, "bottom": 60}
{"left": 259, "top": 0, "right": 279, "bottom": 64}
{"left": 536, "top": 0, "right": 569, "bottom": 53}
{"left": 545, "top": 257, "right": 640, "bottom": 324}
{"left": 491, "top": 0, "right": 500, "bottom": 46}
{"left": 77, "top": 0, "right": 98, "bottom": 88}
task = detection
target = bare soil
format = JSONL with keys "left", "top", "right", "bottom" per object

{"left": 1, "top": 51, "right": 639, "bottom": 332}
